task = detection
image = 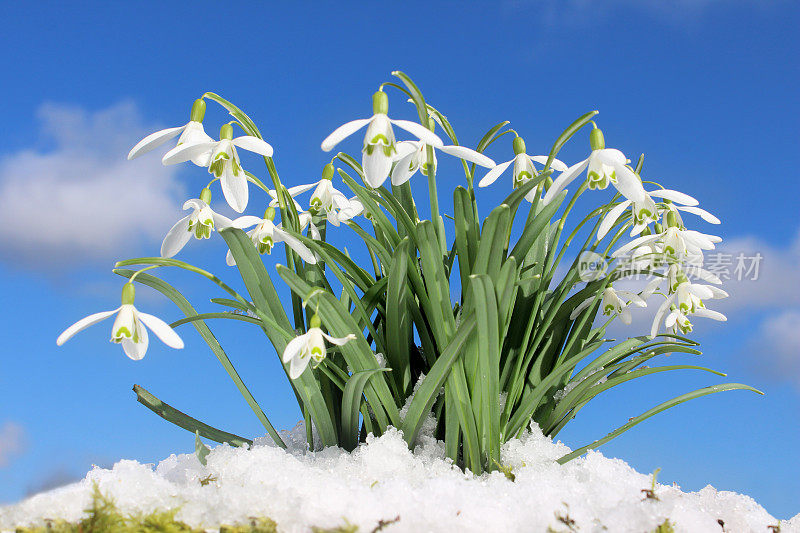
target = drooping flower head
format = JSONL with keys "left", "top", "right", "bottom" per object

{"left": 543, "top": 126, "right": 646, "bottom": 206}
{"left": 479, "top": 136, "right": 568, "bottom": 202}
{"left": 56, "top": 283, "right": 184, "bottom": 360}
{"left": 225, "top": 207, "right": 317, "bottom": 266}
{"left": 163, "top": 124, "right": 274, "bottom": 212}
{"left": 127, "top": 99, "right": 213, "bottom": 166}
{"left": 282, "top": 313, "right": 355, "bottom": 379}
{"left": 391, "top": 118, "right": 495, "bottom": 186}
{"left": 160, "top": 188, "right": 236, "bottom": 258}
{"left": 320, "top": 91, "right": 443, "bottom": 188}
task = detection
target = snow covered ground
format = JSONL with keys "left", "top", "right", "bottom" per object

{"left": 1, "top": 422, "right": 796, "bottom": 532}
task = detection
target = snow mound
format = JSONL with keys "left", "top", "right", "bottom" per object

{"left": 1, "top": 423, "right": 795, "bottom": 532}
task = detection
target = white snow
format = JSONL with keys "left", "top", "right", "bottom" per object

{"left": 1, "top": 423, "right": 796, "bottom": 532}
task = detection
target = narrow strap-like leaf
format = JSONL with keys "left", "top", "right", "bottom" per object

{"left": 556, "top": 383, "right": 763, "bottom": 464}
{"left": 134, "top": 385, "right": 252, "bottom": 448}
{"left": 340, "top": 369, "right": 391, "bottom": 452}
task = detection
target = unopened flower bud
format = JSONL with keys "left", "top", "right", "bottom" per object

{"left": 200, "top": 187, "right": 212, "bottom": 204}
{"left": 372, "top": 91, "right": 388, "bottom": 115}
{"left": 219, "top": 124, "right": 233, "bottom": 141}
{"left": 190, "top": 99, "right": 206, "bottom": 122}
{"left": 512, "top": 136, "right": 526, "bottom": 156}
{"left": 590, "top": 128, "right": 605, "bottom": 151}
{"left": 665, "top": 210, "right": 679, "bottom": 228}
{"left": 121, "top": 283, "right": 136, "bottom": 305}
{"left": 309, "top": 313, "right": 322, "bottom": 329}
{"left": 322, "top": 163, "right": 334, "bottom": 180}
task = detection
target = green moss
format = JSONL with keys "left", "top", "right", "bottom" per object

{"left": 652, "top": 519, "right": 675, "bottom": 533}
{"left": 311, "top": 520, "right": 359, "bottom": 533}
{"left": 12, "top": 484, "right": 278, "bottom": 533}
{"left": 219, "top": 517, "right": 278, "bottom": 533}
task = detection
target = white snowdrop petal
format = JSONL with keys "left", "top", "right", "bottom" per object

{"left": 542, "top": 158, "right": 589, "bottom": 204}
{"left": 289, "top": 353, "right": 310, "bottom": 379}
{"left": 569, "top": 298, "right": 594, "bottom": 320}
{"left": 127, "top": 126, "right": 185, "bottom": 160}
{"left": 391, "top": 152, "right": 417, "bottom": 186}
{"left": 390, "top": 119, "right": 444, "bottom": 147}
{"left": 161, "top": 215, "right": 193, "bottom": 258}
{"left": 648, "top": 189, "right": 698, "bottom": 206}
{"left": 162, "top": 141, "right": 219, "bottom": 166}
{"left": 438, "top": 145, "right": 496, "bottom": 168}
{"left": 56, "top": 308, "right": 120, "bottom": 345}
{"left": 225, "top": 249, "right": 237, "bottom": 267}
{"left": 230, "top": 216, "right": 263, "bottom": 230}
{"left": 138, "top": 312, "right": 184, "bottom": 349}
{"left": 678, "top": 206, "right": 721, "bottom": 224}
{"left": 283, "top": 334, "right": 308, "bottom": 364}
{"left": 362, "top": 151, "right": 392, "bottom": 188}
{"left": 478, "top": 159, "right": 513, "bottom": 187}
{"left": 221, "top": 168, "right": 249, "bottom": 213}
{"left": 613, "top": 165, "right": 646, "bottom": 204}
{"left": 530, "top": 155, "right": 568, "bottom": 172}
{"left": 612, "top": 234, "right": 660, "bottom": 258}
{"left": 232, "top": 136, "right": 274, "bottom": 157}
{"left": 275, "top": 229, "right": 317, "bottom": 264}
{"left": 321, "top": 118, "right": 371, "bottom": 151}
{"left": 122, "top": 323, "right": 148, "bottom": 361}
{"left": 321, "top": 332, "right": 357, "bottom": 346}
{"left": 596, "top": 148, "right": 627, "bottom": 166}
{"left": 597, "top": 200, "right": 631, "bottom": 240}
{"left": 694, "top": 308, "right": 727, "bottom": 321}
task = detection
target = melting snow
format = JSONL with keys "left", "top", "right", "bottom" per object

{"left": 1, "top": 423, "right": 796, "bottom": 532}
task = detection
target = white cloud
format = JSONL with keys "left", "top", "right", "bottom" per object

{"left": 712, "top": 229, "right": 800, "bottom": 313}
{"left": 744, "top": 310, "right": 800, "bottom": 389}
{"left": 0, "top": 102, "right": 186, "bottom": 269}
{"left": 0, "top": 422, "right": 26, "bottom": 468}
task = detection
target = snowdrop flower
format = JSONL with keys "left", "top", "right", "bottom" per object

{"left": 612, "top": 211, "right": 721, "bottom": 262}
{"left": 650, "top": 278, "right": 727, "bottom": 337}
{"left": 161, "top": 188, "right": 238, "bottom": 258}
{"left": 320, "top": 91, "right": 443, "bottom": 188}
{"left": 225, "top": 207, "right": 317, "bottom": 266}
{"left": 660, "top": 201, "right": 721, "bottom": 227}
{"left": 391, "top": 133, "right": 496, "bottom": 186}
{"left": 127, "top": 99, "right": 213, "bottom": 166}
{"left": 282, "top": 314, "right": 355, "bottom": 379}
{"left": 597, "top": 188, "right": 706, "bottom": 240}
{"left": 478, "top": 136, "right": 568, "bottom": 202}
{"left": 56, "top": 283, "right": 183, "bottom": 360}
{"left": 163, "top": 124, "right": 274, "bottom": 213}
{"left": 283, "top": 165, "right": 362, "bottom": 226}
{"left": 543, "top": 127, "right": 646, "bottom": 205}
{"left": 570, "top": 287, "right": 647, "bottom": 325}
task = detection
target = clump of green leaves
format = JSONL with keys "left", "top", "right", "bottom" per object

{"left": 113, "top": 71, "right": 761, "bottom": 476}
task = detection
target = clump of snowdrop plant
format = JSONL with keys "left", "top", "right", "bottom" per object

{"left": 58, "top": 72, "right": 761, "bottom": 473}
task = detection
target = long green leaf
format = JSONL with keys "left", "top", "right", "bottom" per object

{"left": 341, "top": 369, "right": 391, "bottom": 452}
{"left": 401, "top": 313, "right": 477, "bottom": 447}
{"left": 218, "top": 228, "right": 338, "bottom": 447}
{"left": 133, "top": 385, "right": 252, "bottom": 448}
{"left": 557, "top": 383, "right": 764, "bottom": 464}
{"left": 114, "top": 269, "right": 285, "bottom": 448}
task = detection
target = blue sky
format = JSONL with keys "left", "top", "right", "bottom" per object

{"left": 0, "top": 0, "right": 798, "bottom": 520}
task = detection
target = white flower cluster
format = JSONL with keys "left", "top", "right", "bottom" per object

{"left": 57, "top": 91, "right": 726, "bottom": 367}
{"left": 564, "top": 161, "right": 726, "bottom": 336}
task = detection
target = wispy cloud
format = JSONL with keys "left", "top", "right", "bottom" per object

{"left": 0, "top": 422, "right": 26, "bottom": 468}
{"left": 503, "top": 0, "right": 786, "bottom": 28}
{"left": 0, "top": 102, "right": 186, "bottom": 270}
{"left": 744, "top": 310, "right": 800, "bottom": 389}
